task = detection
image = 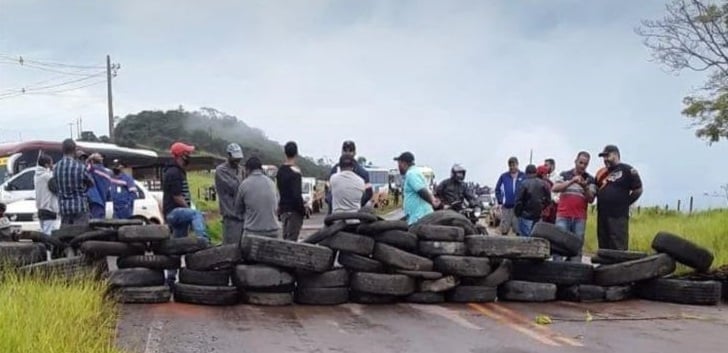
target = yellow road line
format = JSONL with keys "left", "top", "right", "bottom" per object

{"left": 468, "top": 304, "right": 562, "bottom": 347}
{"left": 488, "top": 303, "right": 584, "bottom": 347}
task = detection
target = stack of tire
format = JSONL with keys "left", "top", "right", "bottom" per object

{"left": 0, "top": 233, "right": 49, "bottom": 268}
{"left": 173, "top": 244, "right": 240, "bottom": 306}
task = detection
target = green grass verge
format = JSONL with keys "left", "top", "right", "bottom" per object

{"left": 188, "top": 171, "right": 223, "bottom": 244}
{"left": 0, "top": 272, "right": 123, "bottom": 353}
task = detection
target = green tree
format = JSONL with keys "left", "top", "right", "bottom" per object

{"left": 637, "top": 0, "right": 728, "bottom": 143}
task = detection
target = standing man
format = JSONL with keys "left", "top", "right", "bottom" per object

{"left": 235, "top": 157, "right": 281, "bottom": 238}
{"left": 276, "top": 141, "right": 306, "bottom": 241}
{"left": 54, "top": 139, "right": 92, "bottom": 226}
{"left": 35, "top": 154, "right": 59, "bottom": 236}
{"left": 110, "top": 160, "right": 138, "bottom": 220}
{"left": 215, "top": 143, "right": 245, "bottom": 244}
{"left": 514, "top": 165, "right": 551, "bottom": 236}
{"left": 86, "top": 153, "right": 112, "bottom": 220}
{"left": 325, "top": 140, "right": 372, "bottom": 214}
{"left": 163, "top": 142, "right": 209, "bottom": 240}
{"left": 537, "top": 164, "right": 557, "bottom": 223}
{"left": 330, "top": 154, "right": 365, "bottom": 214}
{"left": 544, "top": 159, "right": 556, "bottom": 178}
{"left": 552, "top": 151, "right": 597, "bottom": 261}
{"left": 394, "top": 152, "right": 439, "bottom": 225}
{"left": 595, "top": 145, "right": 643, "bottom": 250}
{"left": 495, "top": 157, "right": 525, "bottom": 235}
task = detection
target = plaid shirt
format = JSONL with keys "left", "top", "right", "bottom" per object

{"left": 54, "top": 156, "right": 90, "bottom": 215}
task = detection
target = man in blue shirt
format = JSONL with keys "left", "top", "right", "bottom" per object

{"left": 394, "top": 152, "right": 439, "bottom": 225}
{"left": 86, "top": 153, "right": 112, "bottom": 220}
{"left": 325, "top": 140, "right": 372, "bottom": 214}
{"left": 495, "top": 156, "right": 525, "bottom": 235}
{"left": 54, "top": 139, "right": 93, "bottom": 226}
{"left": 110, "top": 159, "right": 138, "bottom": 219}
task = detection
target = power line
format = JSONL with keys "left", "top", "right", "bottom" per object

{"left": 0, "top": 54, "right": 105, "bottom": 69}
{"left": 0, "top": 71, "right": 105, "bottom": 95}
{"left": 0, "top": 79, "right": 107, "bottom": 100}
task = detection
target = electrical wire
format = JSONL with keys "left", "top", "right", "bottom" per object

{"left": 0, "top": 79, "right": 106, "bottom": 100}
{"left": 0, "top": 71, "right": 105, "bottom": 95}
{"left": 0, "top": 54, "right": 105, "bottom": 70}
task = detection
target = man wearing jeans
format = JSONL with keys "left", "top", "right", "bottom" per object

{"left": 163, "top": 142, "right": 209, "bottom": 240}
{"left": 552, "top": 151, "right": 596, "bottom": 261}
{"left": 215, "top": 143, "right": 244, "bottom": 244}
{"left": 54, "top": 139, "right": 93, "bottom": 226}
{"left": 495, "top": 157, "right": 525, "bottom": 235}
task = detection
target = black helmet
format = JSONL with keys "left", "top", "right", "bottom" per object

{"left": 451, "top": 164, "right": 466, "bottom": 181}
{"left": 342, "top": 140, "right": 356, "bottom": 153}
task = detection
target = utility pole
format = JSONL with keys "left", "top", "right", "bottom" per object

{"left": 68, "top": 122, "right": 74, "bottom": 139}
{"left": 106, "top": 54, "right": 114, "bottom": 141}
{"left": 529, "top": 149, "right": 533, "bottom": 164}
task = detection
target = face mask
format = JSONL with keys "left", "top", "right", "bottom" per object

{"left": 181, "top": 155, "right": 191, "bottom": 166}
{"left": 112, "top": 168, "right": 121, "bottom": 174}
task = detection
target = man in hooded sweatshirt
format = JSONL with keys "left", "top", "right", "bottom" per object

{"left": 34, "top": 154, "right": 59, "bottom": 236}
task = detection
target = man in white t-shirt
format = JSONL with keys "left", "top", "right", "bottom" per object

{"left": 330, "top": 154, "right": 365, "bottom": 213}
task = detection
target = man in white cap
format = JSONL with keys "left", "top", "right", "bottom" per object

{"left": 215, "top": 143, "right": 245, "bottom": 244}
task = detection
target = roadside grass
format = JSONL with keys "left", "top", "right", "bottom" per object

{"left": 0, "top": 271, "right": 122, "bottom": 353}
{"left": 187, "top": 171, "right": 222, "bottom": 244}
{"left": 375, "top": 194, "right": 401, "bottom": 216}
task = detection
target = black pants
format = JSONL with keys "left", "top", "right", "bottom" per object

{"left": 597, "top": 213, "right": 629, "bottom": 250}
{"left": 281, "top": 211, "right": 304, "bottom": 242}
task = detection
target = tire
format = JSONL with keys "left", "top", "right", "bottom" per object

{"left": 419, "top": 276, "right": 460, "bottom": 293}
{"left": 173, "top": 283, "right": 240, "bottom": 306}
{"left": 418, "top": 241, "right": 467, "bottom": 257}
{"left": 411, "top": 225, "right": 465, "bottom": 242}
{"left": 115, "top": 286, "right": 171, "bottom": 304}
{"left": 590, "top": 256, "right": 620, "bottom": 265}
{"left": 117, "top": 255, "right": 181, "bottom": 270}
{"left": 241, "top": 235, "right": 334, "bottom": 272}
{"left": 413, "top": 210, "right": 464, "bottom": 226}
{"left": 395, "top": 270, "right": 443, "bottom": 280}
{"left": 349, "top": 291, "right": 398, "bottom": 304}
{"left": 338, "top": 252, "right": 384, "bottom": 272}
{"left": 594, "top": 253, "right": 676, "bottom": 286}
{"left": 357, "top": 220, "right": 409, "bottom": 235}
{"left": 179, "top": 268, "right": 231, "bottom": 286}
{"left": 557, "top": 285, "right": 606, "bottom": 302}
{"left": 68, "top": 229, "right": 118, "bottom": 247}
{"left": 596, "top": 249, "right": 649, "bottom": 263}
{"left": 320, "top": 232, "right": 375, "bottom": 256}
{"left": 295, "top": 287, "right": 349, "bottom": 305}
{"left": 90, "top": 218, "right": 144, "bottom": 228}
{"left": 152, "top": 236, "right": 209, "bottom": 256}
{"left": 462, "top": 259, "right": 512, "bottom": 287}
{"left": 52, "top": 225, "right": 93, "bottom": 241}
{"left": 652, "top": 232, "right": 714, "bottom": 272}
{"left": 79, "top": 241, "right": 145, "bottom": 258}
{"left": 434, "top": 256, "right": 491, "bottom": 277}
{"left": 370, "top": 230, "right": 418, "bottom": 251}
{"left": 324, "top": 212, "right": 378, "bottom": 226}
{"left": 449, "top": 218, "right": 479, "bottom": 236}
{"left": 405, "top": 292, "right": 445, "bottom": 304}
{"left": 109, "top": 268, "right": 165, "bottom": 287}
{"left": 636, "top": 279, "right": 722, "bottom": 305}
{"left": 118, "top": 225, "right": 171, "bottom": 242}
{"left": 604, "top": 285, "right": 633, "bottom": 302}
{"left": 0, "top": 242, "right": 47, "bottom": 266}
{"left": 372, "top": 243, "right": 434, "bottom": 271}
{"left": 186, "top": 244, "right": 242, "bottom": 271}
{"left": 530, "top": 222, "right": 582, "bottom": 257}
{"left": 232, "top": 264, "right": 294, "bottom": 289}
{"left": 296, "top": 268, "right": 349, "bottom": 288}
{"left": 243, "top": 291, "right": 293, "bottom": 306}
{"left": 466, "top": 235, "right": 550, "bottom": 259}
{"left": 350, "top": 272, "right": 416, "bottom": 296}
{"left": 446, "top": 286, "right": 497, "bottom": 303}
{"left": 17, "top": 231, "right": 66, "bottom": 249}
{"left": 19, "top": 256, "right": 96, "bottom": 279}
{"left": 512, "top": 260, "right": 594, "bottom": 285}
{"left": 302, "top": 221, "right": 347, "bottom": 244}
{"left": 499, "top": 281, "right": 557, "bottom": 302}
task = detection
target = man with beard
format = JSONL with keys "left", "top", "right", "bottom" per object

{"left": 552, "top": 151, "right": 596, "bottom": 261}
{"left": 215, "top": 143, "right": 245, "bottom": 244}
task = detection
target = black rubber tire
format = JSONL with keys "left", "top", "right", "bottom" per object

{"left": 115, "top": 286, "right": 171, "bottom": 304}
{"left": 590, "top": 256, "right": 621, "bottom": 265}
{"left": 372, "top": 243, "right": 433, "bottom": 271}
{"left": 413, "top": 210, "right": 465, "bottom": 226}
{"left": 530, "top": 222, "right": 582, "bottom": 257}
{"left": 356, "top": 220, "right": 409, "bottom": 235}
{"left": 324, "top": 212, "right": 378, "bottom": 226}
{"left": 512, "top": 260, "right": 594, "bottom": 285}
{"left": 0, "top": 242, "right": 47, "bottom": 266}
{"left": 594, "top": 253, "right": 676, "bottom": 286}
{"left": 395, "top": 270, "right": 443, "bottom": 280}
{"left": 174, "top": 283, "right": 240, "bottom": 306}
{"left": 241, "top": 235, "right": 334, "bottom": 272}
{"left": 118, "top": 225, "right": 171, "bottom": 242}
{"left": 499, "top": 281, "right": 557, "bottom": 302}
{"left": 320, "top": 231, "right": 375, "bottom": 256}
{"left": 17, "top": 231, "right": 66, "bottom": 249}
{"left": 652, "top": 232, "right": 714, "bottom": 272}
{"left": 179, "top": 268, "right": 231, "bottom": 286}
{"left": 79, "top": 240, "right": 145, "bottom": 258}
{"left": 419, "top": 276, "right": 460, "bottom": 293}
{"left": 418, "top": 241, "right": 467, "bottom": 257}
{"left": 350, "top": 272, "right": 416, "bottom": 296}
{"left": 152, "top": 236, "right": 209, "bottom": 256}
{"left": 68, "top": 229, "right": 118, "bottom": 247}
{"left": 604, "top": 285, "right": 633, "bottom": 302}
{"left": 109, "top": 268, "right": 165, "bottom": 287}
{"left": 636, "top": 278, "right": 722, "bottom": 305}
{"left": 117, "top": 255, "right": 181, "bottom": 270}
{"left": 52, "top": 225, "right": 93, "bottom": 241}
{"left": 462, "top": 259, "right": 513, "bottom": 287}
{"left": 371, "top": 230, "right": 418, "bottom": 251}
{"left": 296, "top": 268, "right": 349, "bottom": 288}
{"left": 411, "top": 225, "right": 465, "bottom": 242}
{"left": 596, "top": 249, "right": 649, "bottom": 263}
{"left": 349, "top": 291, "right": 398, "bottom": 304}
{"left": 243, "top": 291, "right": 293, "bottom": 306}
{"left": 466, "top": 235, "right": 550, "bottom": 259}
{"left": 557, "top": 285, "right": 606, "bottom": 302}
{"left": 302, "top": 221, "right": 347, "bottom": 244}
{"left": 449, "top": 218, "right": 479, "bottom": 236}
{"left": 434, "top": 256, "right": 491, "bottom": 277}
{"left": 405, "top": 292, "right": 445, "bottom": 304}
{"left": 446, "top": 286, "right": 497, "bottom": 303}
{"left": 90, "top": 218, "right": 144, "bottom": 228}
{"left": 232, "top": 264, "right": 294, "bottom": 289}
{"left": 338, "top": 252, "right": 384, "bottom": 273}
{"left": 295, "top": 287, "right": 349, "bottom": 305}
{"left": 186, "top": 244, "right": 242, "bottom": 271}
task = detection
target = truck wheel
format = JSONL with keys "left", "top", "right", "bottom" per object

{"left": 179, "top": 268, "right": 231, "bottom": 286}
{"left": 530, "top": 222, "right": 582, "bottom": 257}
{"left": 174, "top": 283, "right": 239, "bottom": 306}
{"left": 241, "top": 234, "right": 335, "bottom": 272}
{"left": 465, "top": 235, "right": 550, "bottom": 259}
{"left": 512, "top": 260, "right": 594, "bottom": 286}
{"left": 636, "top": 278, "right": 721, "bottom": 305}
{"left": 186, "top": 244, "right": 242, "bottom": 271}
{"left": 594, "top": 253, "right": 676, "bottom": 286}
{"left": 652, "top": 232, "right": 714, "bottom": 272}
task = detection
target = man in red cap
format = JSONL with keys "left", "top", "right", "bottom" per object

{"left": 163, "top": 142, "right": 209, "bottom": 241}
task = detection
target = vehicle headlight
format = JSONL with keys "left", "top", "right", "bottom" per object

{"left": 474, "top": 210, "right": 482, "bottom": 218}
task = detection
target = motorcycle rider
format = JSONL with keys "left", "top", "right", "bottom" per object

{"left": 435, "top": 164, "right": 479, "bottom": 211}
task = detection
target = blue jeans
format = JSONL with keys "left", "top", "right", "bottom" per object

{"left": 518, "top": 218, "right": 536, "bottom": 237}
{"left": 166, "top": 208, "right": 208, "bottom": 239}
{"left": 555, "top": 217, "right": 586, "bottom": 261}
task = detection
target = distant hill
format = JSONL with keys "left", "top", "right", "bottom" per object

{"left": 112, "top": 107, "right": 330, "bottom": 178}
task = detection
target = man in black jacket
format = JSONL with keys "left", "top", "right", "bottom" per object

{"left": 277, "top": 141, "right": 306, "bottom": 241}
{"left": 435, "top": 164, "right": 479, "bottom": 210}
{"left": 514, "top": 164, "right": 551, "bottom": 236}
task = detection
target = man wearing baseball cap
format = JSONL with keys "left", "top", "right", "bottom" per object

{"left": 215, "top": 143, "right": 245, "bottom": 244}
{"left": 394, "top": 152, "right": 438, "bottom": 225}
{"left": 163, "top": 142, "right": 208, "bottom": 241}
{"left": 325, "top": 140, "right": 372, "bottom": 214}
{"left": 594, "top": 144, "right": 643, "bottom": 250}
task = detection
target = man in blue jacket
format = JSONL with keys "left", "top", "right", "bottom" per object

{"left": 110, "top": 160, "right": 138, "bottom": 219}
{"left": 86, "top": 153, "right": 112, "bottom": 220}
{"left": 495, "top": 156, "right": 525, "bottom": 235}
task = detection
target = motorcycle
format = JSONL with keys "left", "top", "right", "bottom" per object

{"left": 445, "top": 200, "right": 488, "bottom": 234}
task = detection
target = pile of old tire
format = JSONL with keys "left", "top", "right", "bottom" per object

{"left": 1, "top": 226, "right": 65, "bottom": 267}
{"left": 173, "top": 243, "right": 240, "bottom": 305}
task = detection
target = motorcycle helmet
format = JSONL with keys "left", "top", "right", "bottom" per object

{"left": 451, "top": 164, "right": 466, "bottom": 182}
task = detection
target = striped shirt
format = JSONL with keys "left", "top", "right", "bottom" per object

{"left": 54, "top": 156, "right": 90, "bottom": 215}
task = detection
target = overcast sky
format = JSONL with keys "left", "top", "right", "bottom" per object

{"left": 2, "top": 0, "right": 728, "bottom": 209}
